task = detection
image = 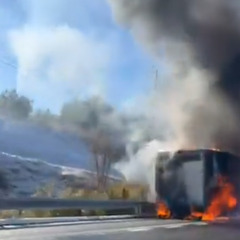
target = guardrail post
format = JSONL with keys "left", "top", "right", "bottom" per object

{"left": 134, "top": 205, "right": 142, "bottom": 216}
{"left": 18, "top": 210, "right": 23, "bottom": 217}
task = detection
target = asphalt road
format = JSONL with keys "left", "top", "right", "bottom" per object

{"left": 0, "top": 218, "right": 239, "bottom": 240}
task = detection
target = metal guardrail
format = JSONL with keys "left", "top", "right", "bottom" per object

{"left": 0, "top": 215, "right": 138, "bottom": 227}
{"left": 0, "top": 198, "right": 151, "bottom": 215}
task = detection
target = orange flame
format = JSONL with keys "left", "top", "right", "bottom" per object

{"left": 202, "top": 176, "right": 237, "bottom": 221}
{"left": 157, "top": 201, "right": 171, "bottom": 219}
{"left": 187, "top": 176, "right": 237, "bottom": 222}
{"left": 185, "top": 210, "right": 203, "bottom": 220}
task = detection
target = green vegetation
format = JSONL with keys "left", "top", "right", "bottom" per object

{"left": 0, "top": 89, "right": 149, "bottom": 219}
{"left": 0, "top": 90, "right": 127, "bottom": 191}
{"left": 0, "top": 90, "right": 32, "bottom": 119}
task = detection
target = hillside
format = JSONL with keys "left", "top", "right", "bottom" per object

{"left": 0, "top": 151, "right": 121, "bottom": 197}
{"left": 0, "top": 119, "right": 91, "bottom": 169}
{"left": 0, "top": 119, "right": 123, "bottom": 197}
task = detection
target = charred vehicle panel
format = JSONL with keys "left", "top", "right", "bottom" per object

{"left": 155, "top": 149, "right": 240, "bottom": 219}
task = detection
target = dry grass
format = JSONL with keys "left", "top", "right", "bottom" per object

{"left": 107, "top": 182, "right": 148, "bottom": 201}
{"left": 60, "top": 188, "right": 109, "bottom": 200}
{"left": 0, "top": 210, "right": 20, "bottom": 218}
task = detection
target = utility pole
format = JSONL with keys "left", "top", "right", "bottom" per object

{"left": 154, "top": 69, "right": 159, "bottom": 91}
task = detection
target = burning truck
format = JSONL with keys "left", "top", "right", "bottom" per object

{"left": 155, "top": 149, "right": 240, "bottom": 221}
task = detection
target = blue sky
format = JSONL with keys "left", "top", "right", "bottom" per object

{"left": 0, "top": 0, "right": 155, "bottom": 112}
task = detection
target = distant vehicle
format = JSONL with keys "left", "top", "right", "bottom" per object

{"left": 155, "top": 149, "right": 240, "bottom": 219}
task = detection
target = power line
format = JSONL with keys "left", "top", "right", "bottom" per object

{"left": 151, "top": 66, "right": 159, "bottom": 92}
{"left": 0, "top": 58, "right": 17, "bottom": 70}
{"left": 155, "top": 69, "right": 159, "bottom": 90}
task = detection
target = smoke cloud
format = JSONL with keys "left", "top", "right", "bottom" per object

{"left": 107, "top": 0, "right": 240, "bottom": 200}
{"left": 8, "top": 0, "right": 119, "bottom": 112}
{"left": 109, "top": 0, "right": 240, "bottom": 154}
{"left": 9, "top": 26, "right": 110, "bottom": 111}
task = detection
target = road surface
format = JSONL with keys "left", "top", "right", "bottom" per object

{"left": 0, "top": 218, "right": 238, "bottom": 240}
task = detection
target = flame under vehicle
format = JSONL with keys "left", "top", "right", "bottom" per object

{"left": 155, "top": 149, "right": 240, "bottom": 220}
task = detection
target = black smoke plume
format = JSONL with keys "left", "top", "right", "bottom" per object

{"left": 109, "top": 0, "right": 240, "bottom": 154}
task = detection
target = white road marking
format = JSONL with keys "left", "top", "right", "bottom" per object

{"left": 162, "top": 222, "right": 207, "bottom": 229}
{"left": 0, "top": 221, "right": 209, "bottom": 239}
{"left": 127, "top": 226, "right": 154, "bottom": 232}
{"left": 81, "top": 222, "right": 208, "bottom": 236}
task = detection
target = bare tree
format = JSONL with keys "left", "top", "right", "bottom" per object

{"left": 87, "top": 130, "right": 125, "bottom": 190}
{"left": 60, "top": 97, "right": 127, "bottom": 190}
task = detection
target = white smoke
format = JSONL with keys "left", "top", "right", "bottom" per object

{"left": 108, "top": 0, "right": 220, "bottom": 200}
{"left": 6, "top": 0, "right": 227, "bottom": 201}
{"left": 9, "top": 25, "right": 110, "bottom": 111}
{"left": 7, "top": 0, "right": 117, "bottom": 112}
{"left": 114, "top": 63, "right": 213, "bottom": 200}
{"left": 115, "top": 140, "right": 161, "bottom": 201}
